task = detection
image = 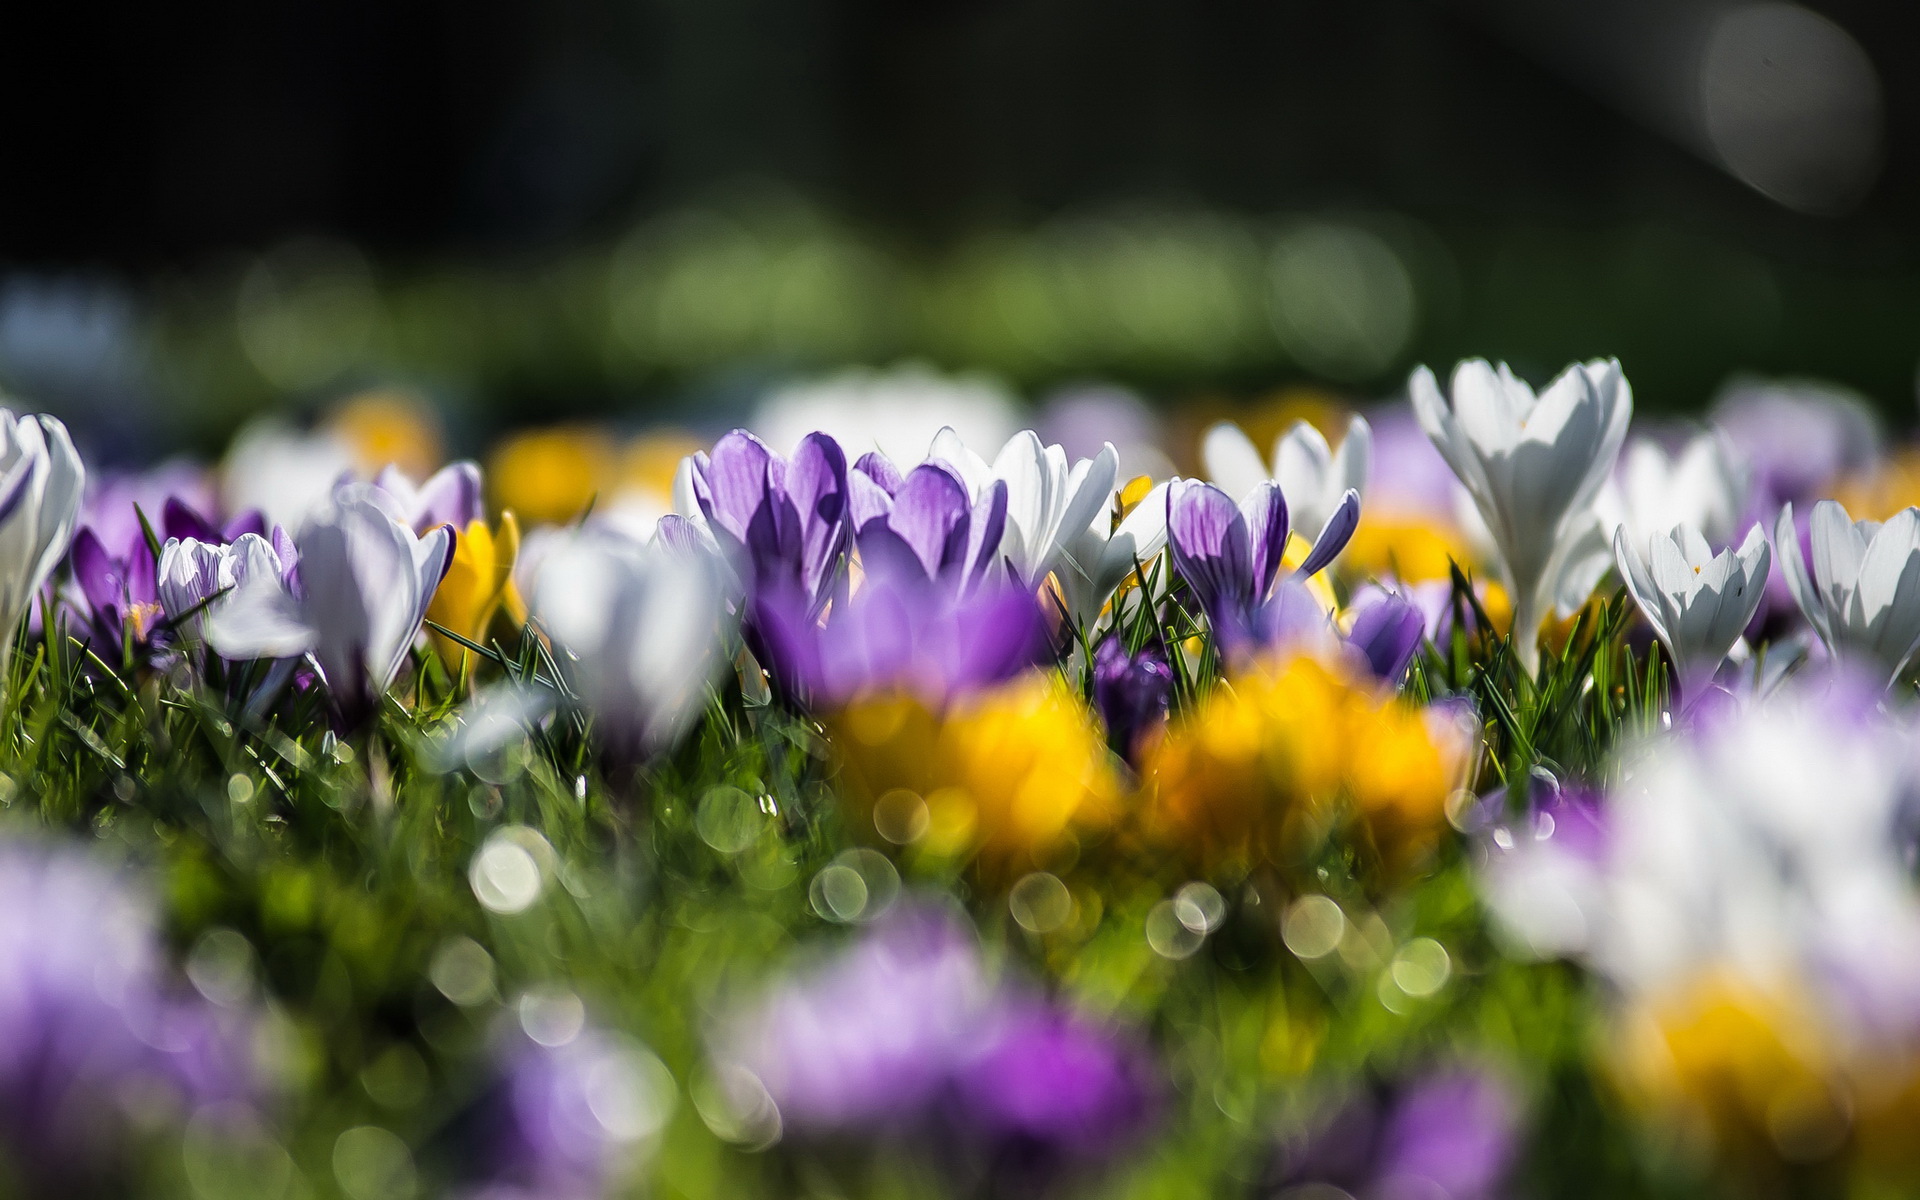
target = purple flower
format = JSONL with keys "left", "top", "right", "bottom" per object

{"left": 953, "top": 1005, "right": 1157, "bottom": 1170}
{"left": 713, "top": 905, "right": 1158, "bottom": 1189}
{"left": 1167, "top": 479, "right": 1357, "bottom": 649}
{"left": 456, "top": 1017, "right": 673, "bottom": 1200}
{"left": 371, "top": 462, "right": 485, "bottom": 533}
{"left": 203, "top": 486, "right": 453, "bottom": 720}
{"left": 77, "top": 461, "right": 219, "bottom": 553}
{"left": 1710, "top": 378, "right": 1880, "bottom": 512}
{"left": 717, "top": 905, "right": 1000, "bottom": 1132}
{"left": 1267, "top": 1067, "right": 1521, "bottom": 1200}
{"left": 1345, "top": 585, "right": 1428, "bottom": 684}
{"left": 0, "top": 840, "right": 257, "bottom": 1185}
{"left": 757, "top": 568, "right": 1046, "bottom": 707}
{"left": 685, "top": 430, "right": 850, "bottom": 617}
{"left": 1092, "top": 638, "right": 1173, "bottom": 761}
{"left": 67, "top": 496, "right": 269, "bottom": 653}
{"left": 848, "top": 457, "right": 1007, "bottom": 594}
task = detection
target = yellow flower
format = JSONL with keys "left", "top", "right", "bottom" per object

{"left": 489, "top": 427, "right": 616, "bottom": 526}
{"left": 1340, "top": 512, "right": 1470, "bottom": 584}
{"left": 326, "top": 389, "right": 443, "bottom": 480}
{"left": 1832, "top": 448, "right": 1920, "bottom": 523}
{"left": 426, "top": 513, "right": 521, "bottom": 671}
{"left": 826, "top": 673, "right": 1122, "bottom": 871}
{"left": 1141, "top": 652, "right": 1469, "bottom": 875}
{"left": 1613, "top": 972, "right": 1847, "bottom": 1167}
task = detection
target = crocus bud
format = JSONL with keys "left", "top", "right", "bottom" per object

{"left": 1092, "top": 638, "right": 1174, "bottom": 762}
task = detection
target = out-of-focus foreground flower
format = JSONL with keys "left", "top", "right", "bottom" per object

{"left": 711, "top": 904, "right": 1155, "bottom": 1192}
{"left": 0, "top": 838, "right": 257, "bottom": 1188}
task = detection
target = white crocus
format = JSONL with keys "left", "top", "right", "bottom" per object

{"left": 156, "top": 533, "right": 289, "bottom": 638}
{"left": 532, "top": 529, "right": 731, "bottom": 753}
{"left": 206, "top": 486, "right": 452, "bottom": 707}
{"left": 1410, "top": 359, "right": 1633, "bottom": 673}
{"left": 928, "top": 428, "right": 1119, "bottom": 591}
{"left": 1056, "top": 481, "right": 1170, "bottom": 629}
{"left": 0, "top": 411, "right": 83, "bottom": 678}
{"left": 1613, "top": 524, "right": 1770, "bottom": 700}
{"left": 1599, "top": 431, "right": 1748, "bottom": 551}
{"left": 1202, "top": 414, "right": 1370, "bottom": 548}
{"left": 220, "top": 419, "right": 356, "bottom": 530}
{"left": 1776, "top": 500, "right": 1920, "bottom": 684}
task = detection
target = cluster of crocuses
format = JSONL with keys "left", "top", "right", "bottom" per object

{"left": 4, "top": 346, "right": 1920, "bottom": 1193}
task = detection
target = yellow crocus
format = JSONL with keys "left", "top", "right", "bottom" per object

{"left": 1141, "top": 652, "right": 1469, "bottom": 875}
{"left": 488, "top": 427, "right": 616, "bottom": 526}
{"left": 1613, "top": 972, "right": 1847, "bottom": 1168}
{"left": 826, "top": 673, "right": 1122, "bottom": 871}
{"left": 427, "top": 513, "right": 521, "bottom": 672}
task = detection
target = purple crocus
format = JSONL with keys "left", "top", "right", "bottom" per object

{"left": 67, "top": 496, "right": 268, "bottom": 653}
{"left": 454, "top": 1018, "right": 672, "bottom": 1200}
{"left": 713, "top": 904, "right": 1157, "bottom": 1190}
{"left": 370, "top": 462, "right": 485, "bottom": 533}
{"left": 757, "top": 566, "right": 1046, "bottom": 708}
{"left": 1266, "top": 1067, "right": 1521, "bottom": 1200}
{"left": 1092, "top": 638, "right": 1173, "bottom": 762}
{"left": 684, "top": 430, "right": 850, "bottom": 617}
{"left": 952, "top": 1004, "right": 1158, "bottom": 1180}
{"left": 1345, "top": 585, "right": 1429, "bottom": 684}
{"left": 1167, "top": 479, "right": 1357, "bottom": 649}
{"left": 848, "top": 456, "right": 1007, "bottom": 595}
{"left": 0, "top": 839, "right": 257, "bottom": 1187}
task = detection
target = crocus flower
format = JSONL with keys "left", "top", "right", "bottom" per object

{"left": 1202, "top": 414, "right": 1370, "bottom": 554}
{"left": 929, "top": 428, "right": 1119, "bottom": 593}
{"left": 426, "top": 511, "right": 522, "bottom": 671}
{"left": 1055, "top": 479, "right": 1169, "bottom": 630}
{"left": 1343, "top": 585, "right": 1429, "bottom": 684}
{"left": 758, "top": 565, "right": 1046, "bottom": 709}
{"left": 1410, "top": 359, "right": 1632, "bottom": 673}
{"left": 77, "top": 460, "right": 220, "bottom": 553}
{"left": 0, "top": 410, "right": 84, "bottom": 678}
{"left": 1775, "top": 500, "right": 1920, "bottom": 684}
{"left": 369, "top": 461, "right": 485, "bottom": 533}
{"left": 1166, "top": 479, "right": 1357, "bottom": 649}
{"left": 951, "top": 1003, "right": 1157, "bottom": 1185}
{"left": 1091, "top": 638, "right": 1174, "bottom": 762}
{"left": 531, "top": 527, "right": 732, "bottom": 757}
{"left": 219, "top": 419, "right": 356, "bottom": 530}
{"left": 826, "top": 672, "right": 1122, "bottom": 865}
{"left": 847, "top": 458, "right": 1006, "bottom": 595}
{"left": 1599, "top": 431, "right": 1750, "bottom": 551}
{"left": 157, "top": 532, "right": 295, "bottom": 639}
{"left": 1266, "top": 1068, "right": 1521, "bottom": 1200}
{"left": 204, "top": 485, "right": 453, "bottom": 717}
{"left": 1614, "top": 524, "right": 1771, "bottom": 702}
{"left": 1710, "top": 378, "right": 1881, "bottom": 511}
{"left": 66, "top": 495, "right": 265, "bottom": 654}
{"left": 0, "top": 839, "right": 256, "bottom": 1185}
{"left": 681, "top": 430, "right": 849, "bottom": 616}
{"left": 715, "top": 905, "right": 1001, "bottom": 1133}
{"left": 1143, "top": 653, "right": 1472, "bottom": 874}
{"left": 713, "top": 904, "right": 1155, "bottom": 1188}
{"left": 455, "top": 1014, "right": 673, "bottom": 1200}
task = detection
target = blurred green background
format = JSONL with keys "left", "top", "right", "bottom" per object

{"left": 2, "top": 0, "right": 1916, "bottom": 457}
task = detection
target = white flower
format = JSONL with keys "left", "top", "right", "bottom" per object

{"left": 532, "top": 529, "right": 732, "bottom": 753}
{"left": 1776, "top": 500, "right": 1920, "bottom": 683}
{"left": 1410, "top": 359, "right": 1632, "bottom": 672}
{"left": 0, "top": 410, "right": 83, "bottom": 677}
{"left": 1598, "top": 431, "right": 1748, "bottom": 550}
{"left": 752, "top": 364, "right": 1020, "bottom": 468}
{"left": 156, "top": 532, "right": 289, "bottom": 638}
{"left": 928, "top": 428, "right": 1119, "bottom": 591}
{"left": 206, "top": 486, "right": 452, "bottom": 708}
{"left": 1613, "top": 523, "right": 1770, "bottom": 699}
{"left": 1202, "top": 414, "right": 1370, "bottom": 548}
{"left": 220, "top": 420, "right": 356, "bottom": 530}
{"left": 1055, "top": 481, "right": 1170, "bottom": 629}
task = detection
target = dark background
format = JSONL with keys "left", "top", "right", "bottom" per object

{"left": 2, "top": 0, "right": 1918, "bottom": 431}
